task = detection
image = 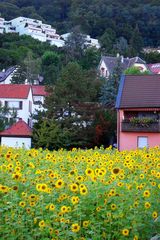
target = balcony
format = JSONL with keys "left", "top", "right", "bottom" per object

{"left": 121, "top": 120, "right": 160, "bottom": 132}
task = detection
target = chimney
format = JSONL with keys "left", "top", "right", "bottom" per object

{"left": 116, "top": 53, "right": 120, "bottom": 58}
{"left": 121, "top": 55, "right": 124, "bottom": 63}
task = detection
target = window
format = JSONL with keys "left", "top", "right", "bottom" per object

{"left": 5, "top": 101, "right": 23, "bottom": 109}
{"left": 137, "top": 136, "right": 148, "bottom": 148}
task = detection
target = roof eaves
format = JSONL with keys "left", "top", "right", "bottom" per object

{"left": 115, "top": 75, "right": 125, "bottom": 109}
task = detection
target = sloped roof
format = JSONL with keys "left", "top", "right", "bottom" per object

{"left": 0, "top": 84, "right": 30, "bottom": 99}
{"left": 0, "top": 66, "right": 16, "bottom": 83}
{"left": 100, "top": 56, "right": 146, "bottom": 74}
{"left": 116, "top": 75, "right": 160, "bottom": 109}
{"left": 0, "top": 119, "right": 32, "bottom": 137}
{"left": 31, "top": 85, "right": 47, "bottom": 96}
{"left": 148, "top": 63, "right": 160, "bottom": 74}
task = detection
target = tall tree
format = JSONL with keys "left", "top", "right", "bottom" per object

{"left": 99, "top": 58, "right": 123, "bottom": 109}
{"left": 129, "top": 25, "right": 144, "bottom": 55}
{"left": 36, "top": 61, "right": 103, "bottom": 148}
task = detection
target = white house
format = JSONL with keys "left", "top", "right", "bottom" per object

{"left": 98, "top": 55, "right": 148, "bottom": 78}
{"left": 0, "top": 118, "right": 32, "bottom": 149}
{"left": 0, "top": 17, "right": 5, "bottom": 33}
{"left": 0, "top": 84, "right": 47, "bottom": 127}
{"left": 4, "top": 16, "right": 64, "bottom": 47}
{"left": 4, "top": 20, "right": 16, "bottom": 33}
{"left": 31, "top": 85, "right": 47, "bottom": 114}
{"left": 0, "top": 67, "right": 17, "bottom": 84}
{"left": 0, "top": 84, "right": 33, "bottom": 126}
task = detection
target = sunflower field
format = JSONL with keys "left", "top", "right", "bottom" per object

{"left": 0, "top": 146, "right": 160, "bottom": 240}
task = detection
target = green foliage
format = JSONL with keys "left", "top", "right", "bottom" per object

{"left": 93, "top": 110, "right": 117, "bottom": 146}
{"left": 129, "top": 25, "right": 144, "bottom": 56}
{"left": 143, "top": 52, "right": 160, "bottom": 63}
{"left": 41, "top": 51, "right": 60, "bottom": 66}
{"left": 129, "top": 117, "right": 156, "bottom": 127}
{"left": 32, "top": 118, "right": 71, "bottom": 150}
{"left": 0, "top": 103, "right": 17, "bottom": 131}
{"left": 124, "top": 66, "right": 151, "bottom": 75}
{"left": 99, "top": 58, "right": 123, "bottom": 109}
{"left": 80, "top": 47, "right": 101, "bottom": 70}
{"left": 0, "top": 0, "right": 160, "bottom": 49}
{"left": 41, "top": 61, "right": 104, "bottom": 148}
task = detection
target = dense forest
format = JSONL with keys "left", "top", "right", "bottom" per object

{"left": 0, "top": 0, "right": 160, "bottom": 47}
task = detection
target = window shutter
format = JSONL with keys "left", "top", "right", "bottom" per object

{"left": 19, "top": 101, "right": 23, "bottom": 109}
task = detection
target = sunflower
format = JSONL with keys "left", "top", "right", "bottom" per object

{"left": 19, "top": 201, "right": 26, "bottom": 207}
{"left": 112, "top": 167, "right": 121, "bottom": 175}
{"left": 80, "top": 187, "right": 88, "bottom": 196}
{"left": 70, "top": 183, "right": 78, "bottom": 192}
{"left": 122, "top": 228, "right": 129, "bottom": 236}
{"left": 143, "top": 190, "right": 150, "bottom": 198}
{"left": 83, "top": 220, "right": 90, "bottom": 228}
{"left": 61, "top": 205, "right": 68, "bottom": 213}
{"left": 49, "top": 204, "right": 55, "bottom": 211}
{"left": 71, "top": 223, "right": 80, "bottom": 233}
{"left": 39, "top": 220, "right": 45, "bottom": 228}
{"left": 55, "top": 179, "right": 64, "bottom": 189}
{"left": 152, "top": 211, "right": 158, "bottom": 219}
{"left": 145, "top": 202, "right": 151, "bottom": 209}
{"left": 85, "top": 168, "right": 94, "bottom": 176}
{"left": 111, "top": 204, "right": 116, "bottom": 211}
{"left": 71, "top": 196, "right": 79, "bottom": 205}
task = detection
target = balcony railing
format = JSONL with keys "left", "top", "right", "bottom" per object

{"left": 121, "top": 120, "right": 160, "bottom": 132}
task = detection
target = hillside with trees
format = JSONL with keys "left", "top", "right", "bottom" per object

{"left": 0, "top": 0, "right": 160, "bottom": 50}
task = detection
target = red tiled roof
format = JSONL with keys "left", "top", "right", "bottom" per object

{"left": 0, "top": 119, "right": 32, "bottom": 137}
{"left": 31, "top": 85, "right": 47, "bottom": 96}
{"left": 0, "top": 84, "right": 30, "bottom": 99}
{"left": 148, "top": 64, "right": 160, "bottom": 74}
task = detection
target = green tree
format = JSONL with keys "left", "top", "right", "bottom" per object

{"left": 40, "top": 62, "right": 103, "bottom": 148}
{"left": 100, "top": 29, "right": 116, "bottom": 54}
{"left": 99, "top": 58, "right": 123, "bottom": 109}
{"left": 63, "top": 26, "right": 86, "bottom": 62}
{"left": 32, "top": 118, "right": 71, "bottom": 150}
{"left": 41, "top": 51, "right": 61, "bottom": 85}
{"left": 124, "top": 66, "right": 151, "bottom": 75}
{"left": 0, "top": 103, "right": 17, "bottom": 131}
{"left": 143, "top": 52, "right": 160, "bottom": 63}
{"left": 80, "top": 47, "right": 101, "bottom": 70}
{"left": 129, "top": 25, "right": 144, "bottom": 55}
{"left": 23, "top": 51, "right": 41, "bottom": 84}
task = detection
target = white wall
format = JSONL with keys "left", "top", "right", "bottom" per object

{"left": 99, "top": 60, "right": 109, "bottom": 77}
{"left": 0, "top": 88, "right": 33, "bottom": 125}
{"left": 1, "top": 136, "right": 31, "bottom": 149}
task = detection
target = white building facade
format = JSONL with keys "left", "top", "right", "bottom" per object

{"left": 0, "top": 17, "right": 5, "bottom": 33}
{"left": 2, "top": 16, "right": 64, "bottom": 47}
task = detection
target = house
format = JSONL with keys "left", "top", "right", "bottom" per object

{"left": 0, "top": 118, "right": 32, "bottom": 149}
{"left": 0, "top": 84, "right": 33, "bottom": 126}
{"left": 0, "top": 17, "right": 5, "bottom": 33}
{"left": 31, "top": 85, "right": 47, "bottom": 113}
{"left": 0, "top": 84, "right": 47, "bottom": 127}
{"left": 116, "top": 74, "right": 160, "bottom": 151}
{"left": 148, "top": 63, "right": 160, "bottom": 74}
{"left": 143, "top": 47, "right": 160, "bottom": 54}
{"left": 98, "top": 56, "right": 148, "bottom": 78}
{"left": 61, "top": 32, "right": 100, "bottom": 49}
{"left": 3, "top": 16, "right": 64, "bottom": 47}
{"left": 0, "top": 67, "right": 17, "bottom": 84}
